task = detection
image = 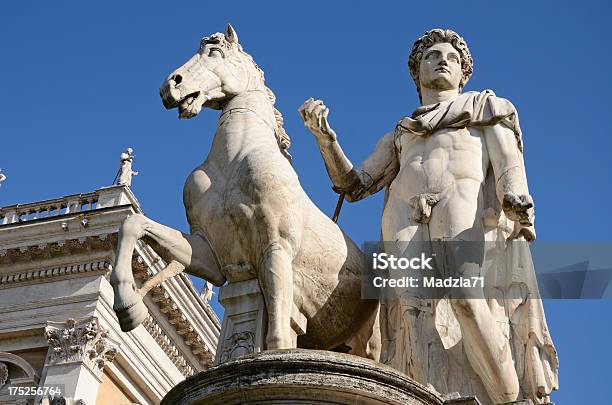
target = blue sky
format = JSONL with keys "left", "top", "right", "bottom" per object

{"left": 1, "top": 1, "right": 611, "bottom": 403}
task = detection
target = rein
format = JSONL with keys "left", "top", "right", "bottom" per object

{"left": 220, "top": 106, "right": 278, "bottom": 135}
{"left": 219, "top": 90, "right": 278, "bottom": 135}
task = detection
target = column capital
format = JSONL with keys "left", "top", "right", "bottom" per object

{"left": 45, "top": 317, "right": 120, "bottom": 378}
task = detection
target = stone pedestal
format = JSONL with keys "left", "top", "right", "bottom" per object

{"left": 214, "top": 279, "right": 306, "bottom": 365}
{"left": 162, "top": 349, "right": 445, "bottom": 405}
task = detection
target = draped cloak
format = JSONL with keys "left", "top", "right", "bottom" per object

{"left": 379, "top": 90, "right": 558, "bottom": 404}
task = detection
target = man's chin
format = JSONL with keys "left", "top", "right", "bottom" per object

{"left": 422, "top": 78, "right": 459, "bottom": 92}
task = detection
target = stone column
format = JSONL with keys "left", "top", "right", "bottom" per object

{"left": 42, "top": 317, "right": 120, "bottom": 405}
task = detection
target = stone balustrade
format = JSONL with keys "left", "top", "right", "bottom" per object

{"left": 0, "top": 185, "right": 141, "bottom": 225}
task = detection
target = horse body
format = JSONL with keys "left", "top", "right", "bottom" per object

{"left": 185, "top": 90, "right": 373, "bottom": 350}
{"left": 110, "top": 25, "right": 378, "bottom": 357}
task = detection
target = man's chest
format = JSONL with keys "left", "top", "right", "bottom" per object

{"left": 395, "top": 127, "right": 488, "bottom": 168}
{"left": 390, "top": 127, "right": 489, "bottom": 194}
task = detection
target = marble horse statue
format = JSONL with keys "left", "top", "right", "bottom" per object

{"left": 110, "top": 24, "right": 380, "bottom": 358}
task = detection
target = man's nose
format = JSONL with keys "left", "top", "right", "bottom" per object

{"left": 439, "top": 59, "right": 449, "bottom": 66}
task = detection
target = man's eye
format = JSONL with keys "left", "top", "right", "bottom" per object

{"left": 208, "top": 48, "right": 224, "bottom": 58}
{"left": 449, "top": 55, "right": 459, "bottom": 62}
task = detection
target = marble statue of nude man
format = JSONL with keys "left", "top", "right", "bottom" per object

{"left": 300, "top": 29, "right": 557, "bottom": 404}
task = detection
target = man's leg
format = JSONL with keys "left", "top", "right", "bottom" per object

{"left": 437, "top": 241, "right": 519, "bottom": 403}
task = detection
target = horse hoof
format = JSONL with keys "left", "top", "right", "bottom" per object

{"left": 116, "top": 300, "right": 148, "bottom": 332}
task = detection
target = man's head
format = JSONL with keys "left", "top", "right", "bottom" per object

{"left": 408, "top": 29, "right": 473, "bottom": 102}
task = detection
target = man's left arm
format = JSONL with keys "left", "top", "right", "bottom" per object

{"left": 483, "top": 120, "right": 535, "bottom": 241}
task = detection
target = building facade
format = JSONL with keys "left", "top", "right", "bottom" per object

{"left": 0, "top": 185, "right": 219, "bottom": 404}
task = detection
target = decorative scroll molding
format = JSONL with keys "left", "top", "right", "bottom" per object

{"left": 0, "top": 351, "right": 40, "bottom": 392}
{"left": 219, "top": 331, "right": 255, "bottom": 364}
{"left": 132, "top": 255, "right": 215, "bottom": 369}
{"left": 0, "top": 260, "right": 110, "bottom": 287}
{"left": 50, "top": 397, "right": 86, "bottom": 405}
{"left": 45, "top": 317, "right": 120, "bottom": 378}
{"left": 142, "top": 315, "right": 195, "bottom": 377}
{"left": 0, "top": 361, "right": 7, "bottom": 386}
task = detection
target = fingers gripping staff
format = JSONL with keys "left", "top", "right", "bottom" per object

{"left": 299, "top": 99, "right": 347, "bottom": 222}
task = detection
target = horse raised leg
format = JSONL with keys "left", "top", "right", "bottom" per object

{"left": 111, "top": 213, "right": 226, "bottom": 332}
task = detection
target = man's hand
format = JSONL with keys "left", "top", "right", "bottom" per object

{"left": 503, "top": 192, "right": 536, "bottom": 241}
{"left": 503, "top": 192, "right": 533, "bottom": 226}
{"left": 298, "top": 98, "right": 337, "bottom": 143}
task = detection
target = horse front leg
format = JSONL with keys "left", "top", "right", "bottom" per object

{"left": 110, "top": 214, "right": 151, "bottom": 332}
{"left": 258, "top": 242, "right": 294, "bottom": 349}
{"left": 111, "top": 214, "right": 226, "bottom": 332}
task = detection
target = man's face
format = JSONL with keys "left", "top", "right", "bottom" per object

{"left": 418, "top": 42, "right": 462, "bottom": 92}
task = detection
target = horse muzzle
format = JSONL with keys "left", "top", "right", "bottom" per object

{"left": 160, "top": 76, "right": 183, "bottom": 109}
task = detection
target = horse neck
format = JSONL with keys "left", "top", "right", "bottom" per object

{"left": 222, "top": 89, "right": 276, "bottom": 131}
{"left": 210, "top": 90, "right": 279, "bottom": 161}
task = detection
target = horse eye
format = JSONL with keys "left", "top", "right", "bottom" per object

{"left": 208, "top": 48, "right": 224, "bottom": 58}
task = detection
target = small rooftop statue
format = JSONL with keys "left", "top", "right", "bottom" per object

{"left": 200, "top": 281, "right": 214, "bottom": 303}
{"left": 0, "top": 169, "right": 6, "bottom": 187}
{"left": 115, "top": 147, "right": 139, "bottom": 187}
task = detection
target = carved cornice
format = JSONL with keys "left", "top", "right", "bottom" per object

{"left": 0, "top": 234, "right": 117, "bottom": 266}
{"left": 142, "top": 315, "right": 195, "bottom": 377}
{"left": 0, "top": 260, "right": 110, "bottom": 288}
{"left": 133, "top": 255, "right": 215, "bottom": 369}
{"left": 45, "top": 317, "right": 120, "bottom": 378}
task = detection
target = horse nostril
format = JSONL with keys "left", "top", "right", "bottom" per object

{"left": 171, "top": 74, "right": 183, "bottom": 85}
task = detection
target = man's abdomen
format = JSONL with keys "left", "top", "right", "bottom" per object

{"left": 383, "top": 127, "right": 488, "bottom": 241}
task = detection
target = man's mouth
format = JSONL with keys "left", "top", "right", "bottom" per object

{"left": 435, "top": 68, "right": 450, "bottom": 73}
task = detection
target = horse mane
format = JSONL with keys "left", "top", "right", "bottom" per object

{"left": 236, "top": 43, "right": 292, "bottom": 162}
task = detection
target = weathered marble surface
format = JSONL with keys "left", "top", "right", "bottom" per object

{"left": 110, "top": 25, "right": 379, "bottom": 361}
{"left": 162, "top": 350, "right": 537, "bottom": 405}
{"left": 161, "top": 349, "right": 446, "bottom": 405}
{"left": 300, "top": 29, "right": 557, "bottom": 404}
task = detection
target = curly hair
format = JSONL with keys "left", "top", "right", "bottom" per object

{"left": 408, "top": 29, "right": 473, "bottom": 102}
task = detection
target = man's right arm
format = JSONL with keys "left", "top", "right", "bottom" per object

{"left": 299, "top": 98, "right": 399, "bottom": 202}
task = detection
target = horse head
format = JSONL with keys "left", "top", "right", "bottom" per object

{"left": 160, "top": 24, "right": 265, "bottom": 118}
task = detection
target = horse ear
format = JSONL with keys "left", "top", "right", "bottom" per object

{"left": 226, "top": 24, "right": 239, "bottom": 44}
